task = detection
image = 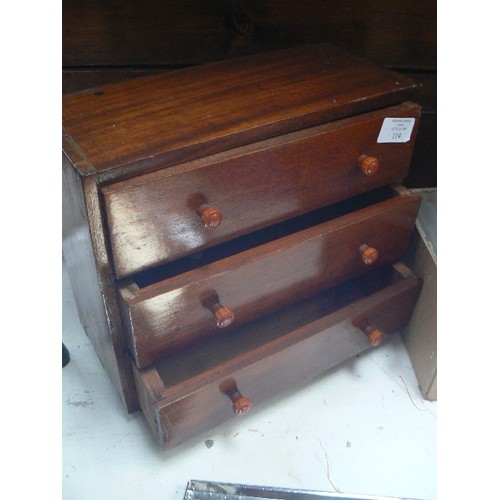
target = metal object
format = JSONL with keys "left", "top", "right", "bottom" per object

{"left": 183, "top": 480, "right": 420, "bottom": 500}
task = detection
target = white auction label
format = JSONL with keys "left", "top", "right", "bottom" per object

{"left": 377, "top": 117, "right": 415, "bottom": 143}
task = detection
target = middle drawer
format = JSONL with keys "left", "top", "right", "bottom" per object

{"left": 118, "top": 185, "right": 420, "bottom": 368}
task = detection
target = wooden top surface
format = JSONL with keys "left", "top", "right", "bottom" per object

{"left": 62, "top": 44, "right": 418, "bottom": 176}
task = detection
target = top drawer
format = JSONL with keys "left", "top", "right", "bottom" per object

{"left": 102, "top": 102, "right": 420, "bottom": 278}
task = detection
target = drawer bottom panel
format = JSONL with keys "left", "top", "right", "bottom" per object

{"left": 132, "top": 263, "right": 421, "bottom": 448}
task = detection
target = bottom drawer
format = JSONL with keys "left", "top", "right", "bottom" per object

{"left": 132, "top": 262, "right": 421, "bottom": 448}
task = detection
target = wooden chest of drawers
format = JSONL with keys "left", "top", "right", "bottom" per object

{"left": 62, "top": 44, "right": 422, "bottom": 448}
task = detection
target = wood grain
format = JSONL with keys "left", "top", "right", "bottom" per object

{"left": 102, "top": 102, "right": 420, "bottom": 277}
{"left": 62, "top": 154, "right": 138, "bottom": 411}
{"left": 62, "top": 43, "right": 426, "bottom": 446}
{"left": 62, "top": 44, "right": 418, "bottom": 177}
{"left": 119, "top": 186, "right": 420, "bottom": 368}
{"left": 63, "top": 0, "right": 436, "bottom": 70}
{"left": 133, "top": 262, "right": 421, "bottom": 447}
{"left": 62, "top": 1, "right": 436, "bottom": 188}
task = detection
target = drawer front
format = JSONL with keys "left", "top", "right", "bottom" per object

{"left": 103, "top": 102, "right": 420, "bottom": 278}
{"left": 133, "top": 263, "right": 421, "bottom": 448}
{"left": 119, "top": 188, "right": 420, "bottom": 368}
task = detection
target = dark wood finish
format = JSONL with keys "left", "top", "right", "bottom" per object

{"left": 62, "top": 154, "right": 138, "bottom": 411}
{"left": 403, "top": 71, "right": 436, "bottom": 188}
{"left": 63, "top": 1, "right": 436, "bottom": 70}
{"left": 62, "top": 73, "right": 435, "bottom": 190}
{"left": 62, "top": 46, "right": 425, "bottom": 446}
{"left": 102, "top": 102, "right": 420, "bottom": 277}
{"left": 62, "top": 44, "right": 418, "bottom": 177}
{"left": 406, "top": 113, "right": 436, "bottom": 187}
{"left": 63, "top": 68, "right": 164, "bottom": 96}
{"left": 119, "top": 186, "right": 420, "bottom": 368}
{"left": 132, "top": 263, "right": 421, "bottom": 447}
{"left": 131, "top": 361, "right": 167, "bottom": 443}
{"left": 63, "top": 1, "right": 436, "bottom": 189}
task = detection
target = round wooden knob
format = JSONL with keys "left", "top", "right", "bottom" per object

{"left": 358, "top": 155, "right": 380, "bottom": 175}
{"left": 229, "top": 390, "right": 252, "bottom": 414}
{"left": 211, "top": 302, "right": 235, "bottom": 328}
{"left": 359, "top": 244, "right": 379, "bottom": 265}
{"left": 197, "top": 204, "right": 222, "bottom": 228}
{"left": 363, "top": 325, "right": 385, "bottom": 346}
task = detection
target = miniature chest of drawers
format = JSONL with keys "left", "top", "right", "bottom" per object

{"left": 62, "top": 44, "right": 422, "bottom": 448}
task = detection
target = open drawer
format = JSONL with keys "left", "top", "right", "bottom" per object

{"left": 132, "top": 262, "right": 421, "bottom": 448}
{"left": 102, "top": 102, "right": 420, "bottom": 278}
{"left": 118, "top": 185, "right": 420, "bottom": 368}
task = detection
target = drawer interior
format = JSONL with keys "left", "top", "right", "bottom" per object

{"left": 128, "top": 185, "right": 401, "bottom": 289}
{"left": 152, "top": 262, "right": 411, "bottom": 392}
{"left": 133, "top": 261, "right": 421, "bottom": 447}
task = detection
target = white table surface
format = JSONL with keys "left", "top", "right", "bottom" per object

{"left": 62, "top": 260, "right": 436, "bottom": 500}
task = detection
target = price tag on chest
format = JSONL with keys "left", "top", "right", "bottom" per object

{"left": 377, "top": 117, "right": 415, "bottom": 143}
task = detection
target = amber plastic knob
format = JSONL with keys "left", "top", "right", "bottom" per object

{"left": 362, "top": 325, "right": 385, "bottom": 346}
{"left": 229, "top": 389, "right": 252, "bottom": 414}
{"left": 358, "top": 155, "right": 380, "bottom": 175}
{"left": 359, "top": 244, "right": 379, "bottom": 265}
{"left": 211, "top": 302, "right": 235, "bottom": 328}
{"left": 197, "top": 204, "right": 223, "bottom": 228}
